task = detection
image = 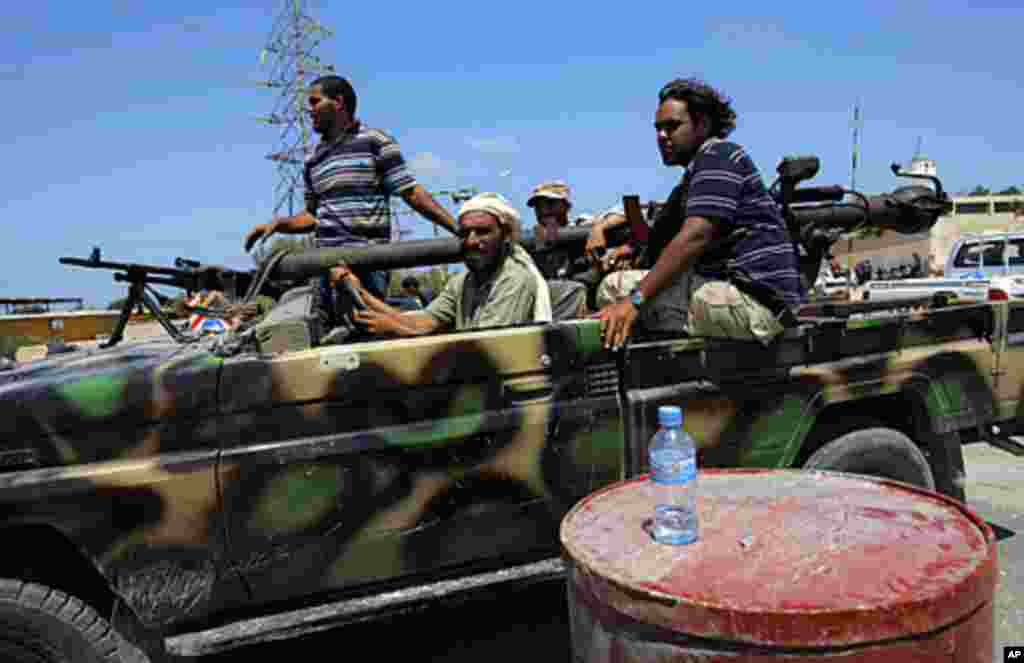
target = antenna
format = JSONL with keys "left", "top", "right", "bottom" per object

{"left": 913, "top": 136, "right": 923, "bottom": 160}
{"left": 254, "top": 0, "right": 334, "bottom": 218}
{"left": 845, "top": 99, "right": 865, "bottom": 285}
{"left": 850, "top": 99, "right": 863, "bottom": 191}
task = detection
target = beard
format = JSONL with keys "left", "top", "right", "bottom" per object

{"left": 464, "top": 252, "right": 492, "bottom": 274}
{"left": 312, "top": 111, "right": 336, "bottom": 136}
{"left": 464, "top": 244, "right": 505, "bottom": 275}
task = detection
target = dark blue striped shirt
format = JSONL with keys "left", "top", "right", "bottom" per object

{"left": 303, "top": 122, "right": 417, "bottom": 247}
{"left": 685, "top": 139, "right": 803, "bottom": 307}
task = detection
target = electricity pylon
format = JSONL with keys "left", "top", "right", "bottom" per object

{"left": 254, "top": 1, "right": 334, "bottom": 218}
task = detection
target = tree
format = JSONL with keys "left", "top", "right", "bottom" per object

{"left": 997, "top": 185, "right": 1022, "bottom": 195}
{"left": 0, "top": 335, "right": 44, "bottom": 360}
{"left": 969, "top": 186, "right": 991, "bottom": 196}
{"left": 425, "top": 267, "right": 450, "bottom": 299}
{"left": 389, "top": 268, "right": 450, "bottom": 299}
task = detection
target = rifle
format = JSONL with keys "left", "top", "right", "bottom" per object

{"left": 58, "top": 255, "right": 252, "bottom": 348}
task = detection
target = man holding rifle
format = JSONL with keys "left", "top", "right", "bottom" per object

{"left": 331, "top": 192, "right": 551, "bottom": 337}
{"left": 595, "top": 77, "right": 803, "bottom": 350}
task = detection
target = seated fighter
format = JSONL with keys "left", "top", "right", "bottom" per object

{"left": 331, "top": 192, "right": 551, "bottom": 336}
{"left": 526, "top": 180, "right": 589, "bottom": 319}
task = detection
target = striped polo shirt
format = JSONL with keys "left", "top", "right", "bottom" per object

{"left": 648, "top": 138, "right": 803, "bottom": 309}
{"left": 303, "top": 121, "right": 417, "bottom": 247}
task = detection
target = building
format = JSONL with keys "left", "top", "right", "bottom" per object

{"left": 907, "top": 154, "right": 937, "bottom": 178}
{"left": 832, "top": 152, "right": 1023, "bottom": 276}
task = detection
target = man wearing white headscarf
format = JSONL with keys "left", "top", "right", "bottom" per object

{"left": 331, "top": 192, "right": 551, "bottom": 336}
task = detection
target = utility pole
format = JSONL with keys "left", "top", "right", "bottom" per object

{"left": 391, "top": 187, "right": 477, "bottom": 240}
{"left": 847, "top": 100, "right": 864, "bottom": 285}
{"left": 254, "top": 0, "right": 334, "bottom": 219}
{"left": 432, "top": 187, "right": 478, "bottom": 236}
{"left": 850, "top": 99, "right": 863, "bottom": 192}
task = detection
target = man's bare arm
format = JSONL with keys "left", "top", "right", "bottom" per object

{"left": 273, "top": 211, "right": 318, "bottom": 234}
{"left": 353, "top": 309, "right": 442, "bottom": 336}
{"left": 400, "top": 185, "right": 458, "bottom": 235}
{"left": 245, "top": 212, "right": 317, "bottom": 252}
{"left": 330, "top": 265, "right": 444, "bottom": 336}
{"left": 585, "top": 212, "right": 627, "bottom": 263}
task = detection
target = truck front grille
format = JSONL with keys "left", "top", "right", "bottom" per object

{"left": 585, "top": 362, "right": 619, "bottom": 398}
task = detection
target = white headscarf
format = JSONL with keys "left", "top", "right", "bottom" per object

{"left": 458, "top": 193, "right": 552, "bottom": 323}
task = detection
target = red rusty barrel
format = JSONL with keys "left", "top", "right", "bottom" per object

{"left": 560, "top": 468, "right": 997, "bottom": 662}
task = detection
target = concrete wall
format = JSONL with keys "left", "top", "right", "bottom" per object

{"left": 829, "top": 209, "right": 1024, "bottom": 275}
{"left": 831, "top": 232, "right": 931, "bottom": 271}
{"left": 0, "top": 311, "right": 120, "bottom": 343}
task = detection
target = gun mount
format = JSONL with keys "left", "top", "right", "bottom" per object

{"left": 772, "top": 157, "right": 949, "bottom": 289}
{"left": 58, "top": 256, "right": 253, "bottom": 347}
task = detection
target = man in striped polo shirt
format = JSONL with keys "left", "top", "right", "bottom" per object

{"left": 244, "top": 75, "right": 457, "bottom": 302}
{"left": 597, "top": 78, "right": 803, "bottom": 350}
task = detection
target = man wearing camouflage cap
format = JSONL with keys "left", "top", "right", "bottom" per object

{"left": 527, "top": 180, "right": 578, "bottom": 278}
{"left": 528, "top": 181, "right": 572, "bottom": 239}
{"left": 332, "top": 192, "right": 551, "bottom": 335}
{"left": 527, "top": 180, "right": 591, "bottom": 318}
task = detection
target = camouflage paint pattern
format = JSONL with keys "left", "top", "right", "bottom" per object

{"left": 0, "top": 299, "right": 1020, "bottom": 631}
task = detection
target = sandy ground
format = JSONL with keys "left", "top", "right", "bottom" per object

{"left": 961, "top": 442, "right": 1024, "bottom": 659}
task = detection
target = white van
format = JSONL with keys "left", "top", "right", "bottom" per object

{"left": 944, "top": 232, "right": 1024, "bottom": 280}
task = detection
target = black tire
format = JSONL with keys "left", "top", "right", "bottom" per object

{"left": 0, "top": 579, "right": 146, "bottom": 663}
{"left": 802, "top": 427, "right": 936, "bottom": 491}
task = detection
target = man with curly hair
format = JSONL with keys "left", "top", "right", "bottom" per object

{"left": 597, "top": 78, "right": 803, "bottom": 349}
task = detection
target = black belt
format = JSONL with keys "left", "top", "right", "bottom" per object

{"left": 727, "top": 272, "right": 797, "bottom": 326}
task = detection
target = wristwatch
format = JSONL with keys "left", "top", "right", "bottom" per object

{"left": 629, "top": 287, "right": 646, "bottom": 308}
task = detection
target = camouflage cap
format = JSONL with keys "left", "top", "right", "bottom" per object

{"left": 527, "top": 181, "right": 572, "bottom": 208}
{"left": 457, "top": 192, "right": 522, "bottom": 242}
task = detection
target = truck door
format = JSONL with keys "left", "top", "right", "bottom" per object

{"left": 620, "top": 336, "right": 811, "bottom": 474}
{"left": 216, "top": 319, "right": 616, "bottom": 605}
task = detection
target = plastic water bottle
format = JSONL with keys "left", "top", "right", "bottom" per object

{"left": 648, "top": 405, "right": 698, "bottom": 545}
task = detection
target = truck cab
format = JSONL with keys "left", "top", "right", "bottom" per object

{"left": 945, "top": 232, "right": 1024, "bottom": 280}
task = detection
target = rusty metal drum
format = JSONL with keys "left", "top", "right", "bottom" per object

{"left": 560, "top": 469, "right": 997, "bottom": 662}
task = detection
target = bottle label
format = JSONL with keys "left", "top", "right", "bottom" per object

{"left": 650, "top": 457, "right": 696, "bottom": 484}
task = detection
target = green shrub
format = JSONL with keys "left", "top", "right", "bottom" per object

{"left": 0, "top": 335, "right": 46, "bottom": 360}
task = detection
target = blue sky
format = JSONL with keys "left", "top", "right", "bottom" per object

{"left": 2, "top": 0, "right": 1023, "bottom": 306}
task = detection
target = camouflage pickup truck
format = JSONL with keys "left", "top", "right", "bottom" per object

{"left": 1, "top": 161, "right": 1018, "bottom": 663}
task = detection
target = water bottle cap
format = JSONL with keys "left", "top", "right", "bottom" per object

{"left": 657, "top": 405, "right": 682, "bottom": 427}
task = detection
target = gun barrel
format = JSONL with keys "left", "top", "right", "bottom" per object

{"left": 59, "top": 257, "right": 191, "bottom": 278}
{"left": 269, "top": 228, "right": 600, "bottom": 283}
{"left": 60, "top": 256, "right": 252, "bottom": 295}
{"left": 792, "top": 185, "right": 948, "bottom": 235}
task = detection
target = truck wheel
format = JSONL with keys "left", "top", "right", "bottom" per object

{"left": 0, "top": 579, "right": 142, "bottom": 663}
{"left": 802, "top": 427, "right": 936, "bottom": 492}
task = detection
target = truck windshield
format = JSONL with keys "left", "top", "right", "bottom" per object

{"left": 954, "top": 241, "right": 1006, "bottom": 267}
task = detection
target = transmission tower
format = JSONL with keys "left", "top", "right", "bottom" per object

{"left": 254, "top": 1, "right": 334, "bottom": 218}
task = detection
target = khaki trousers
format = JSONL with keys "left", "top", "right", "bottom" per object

{"left": 596, "top": 269, "right": 785, "bottom": 345}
